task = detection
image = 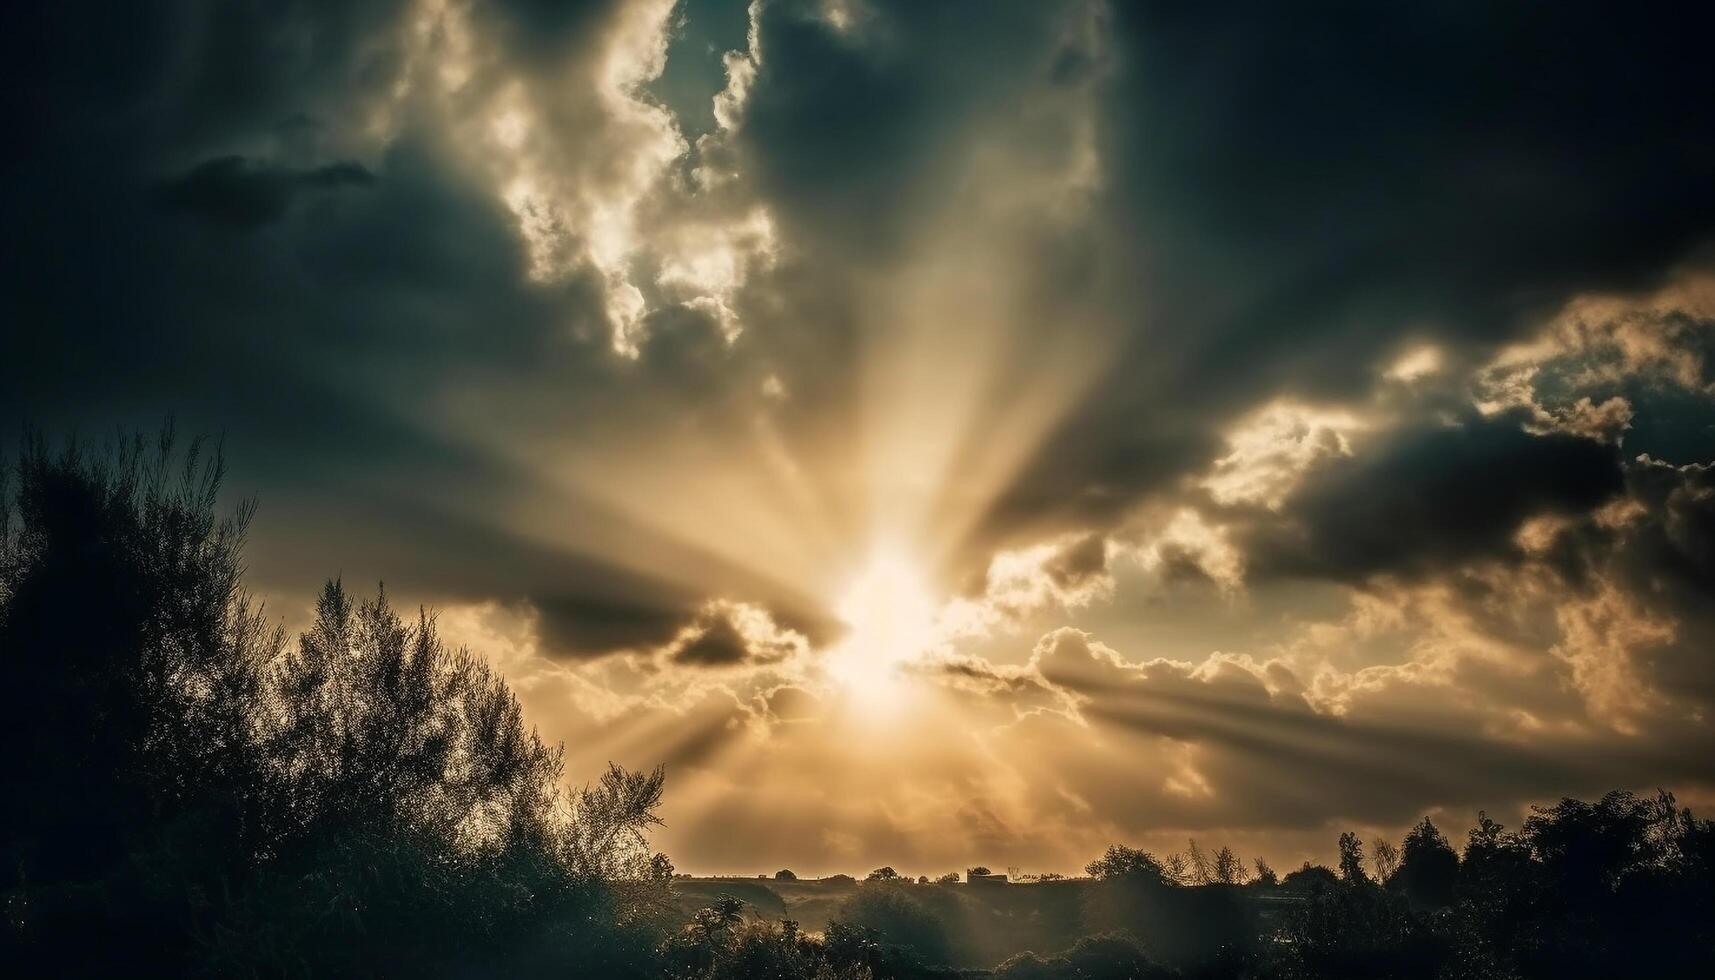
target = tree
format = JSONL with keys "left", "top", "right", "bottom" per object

{"left": 1212, "top": 845, "right": 1245, "bottom": 885}
{"left": 265, "top": 581, "right": 576, "bottom": 851}
{"left": 0, "top": 430, "right": 674, "bottom": 977}
{"left": 776, "top": 868, "right": 797, "bottom": 880}
{"left": 1282, "top": 862, "right": 1339, "bottom": 894}
{"left": 1338, "top": 831, "right": 1367, "bottom": 883}
{"left": 0, "top": 432, "right": 277, "bottom": 971}
{"left": 866, "top": 866, "right": 899, "bottom": 882}
{"left": 1162, "top": 852, "right": 1190, "bottom": 885}
{"left": 1253, "top": 857, "right": 1278, "bottom": 887}
{"left": 1187, "top": 839, "right": 1213, "bottom": 885}
{"left": 1396, "top": 817, "right": 1457, "bottom": 908}
{"left": 1372, "top": 839, "right": 1401, "bottom": 882}
{"left": 968, "top": 865, "right": 993, "bottom": 877}
{"left": 935, "top": 872, "right": 960, "bottom": 884}
{"left": 1085, "top": 845, "right": 1166, "bottom": 884}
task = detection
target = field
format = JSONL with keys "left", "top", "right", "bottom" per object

{"left": 673, "top": 877, "right": 1094, "bottom": 969}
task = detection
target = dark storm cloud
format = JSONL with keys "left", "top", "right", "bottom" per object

{"left": 1596, "top": 458, "right": 1715, "bottom": 701}
{"left": 157, "top": 155, "right": 377, "bottom": 230}
{"left": 1248, "top": 412, "right": 1626, "bottom": 581}
{"left": 983, "top": 0, "right": 1715, "bottom": 539}
{"left": 1628, "top": 459, "right": 1715, "bottom": 592}
{"left": 0, "top": 0, "right": 734, "bottom": 653}
{"left": 737, "top": 0, "right": 1086, "bottom": 257}
{"left": 672, "top": 615, "right": 750, "bottom": 666}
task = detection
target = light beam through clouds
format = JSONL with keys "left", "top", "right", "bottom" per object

{"left": 6, "top": 0, "right": 1715, "bottom": 876}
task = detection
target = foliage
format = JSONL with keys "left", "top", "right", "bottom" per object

{"left": 1338, "top": 831, "right": 1367, "bottom": 883}
{"left": 1085, "top": 844, "right": 1166, "bottom": 884}
{"left": 1212, "top": 845, "right": 1245, "bottom": 885}
{"left": 831, "top": 883, "right": 951, "bottom": 966}
{"left": 1373, "top": 839, "right": 1402, "bottom": 881}
{"left": 994, "top": 934, "right": 1173, "bottom": 980}
{"left": 0, "top": 432, "right": 669, "bottom": 977}
{"left": 1395, "top": 818, "right": 1458, "bottom": 909}
{"left": 1252, "top": 858, "right": 1278, "bottom": 887}
{"left": 1187, "top": 839, "right": 1213, "bottom": 885}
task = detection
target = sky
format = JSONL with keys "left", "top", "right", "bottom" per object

{"left": 4, "top": 0, "right": 1715, "bottom": 877}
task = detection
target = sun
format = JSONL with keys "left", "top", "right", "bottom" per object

{"left": 825, "top": 548, "right": 942, "bottom": 714}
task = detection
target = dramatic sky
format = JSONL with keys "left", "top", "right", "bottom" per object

{"left": 6, "top": 0, "right": 1715, "bottom": 876}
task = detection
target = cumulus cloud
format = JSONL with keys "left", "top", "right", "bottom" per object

{"left": 660, "top": 599, "right": 812, "bottom": 667}
{"left": 1201, "top": 401, "right": 1367, "bottom": 511}
{"left": 1475, "top": 267, "right": 1715, "bottom": 457}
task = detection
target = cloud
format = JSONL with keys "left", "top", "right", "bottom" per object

{"left": 156, "top": 155, "right": 377, "bottom": 230}
{"left": 662, "top": 599, "right": 811, "bottom": 667}
{"left": 6, "top": 0, "right": 1715, "bottom": 875}
{"left": 1475, "top": 267, "right": 1715, "bottom": 458}
{"left": 987, "top": 0, "right": 1715, "bottom": 539}
{"left": 1201, "top": 401, "right": 1367, "bottom": 511}
{"left": 1246, "top": 413, "right": 1625, "bottom": 581}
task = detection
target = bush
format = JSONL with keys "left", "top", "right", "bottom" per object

{"left": 832, "top": 884, "right": 951, "bottom": 966}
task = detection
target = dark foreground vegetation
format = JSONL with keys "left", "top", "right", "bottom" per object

{"left": 3, "top": 432, "right": 1711, "bottom": 978}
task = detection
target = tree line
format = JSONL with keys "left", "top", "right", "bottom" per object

{"left": 673, "top": 791, "right": 1712, "bottom": 980}
{"left": 3, "top": 431, "right": 1711, "bottom": 978}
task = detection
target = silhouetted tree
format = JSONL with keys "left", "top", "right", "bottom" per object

{"left": 1187, "top": 839, "right": 1213, "bottom": 885}
{"left": 1282, "top": 862, "right": 1339, "bottom": 894}
{"left": 1085, "top": 845, "right": 1166, "bottom": 884}
{"left": 1162, "top": 852, "right": 1190, "bottom": 884}
{"left": 1338, "top": 831, "right": 1367, "bottom": 883}
{"left": 1212, "top": 845, "right": 1245, "bottom": 885}
{"left": 1373, "top": 839, "right": 1401, "bottom": 881}
{"left": 1082, "top": 841, "right": 1259, "bottom": 972}
{"left": 0, "top": 432, "right": 277, "bottom": 970}
{"left": 1278, "top": 865, "right": 1446, "bottom": 980}
{"left": 0, "top": 430, "right": 672, "bottom": 977}
{"left": 1395, "top": 817, "right": 1457, "bottom": 909}
{"left": 1253, "top": 857, "right": 1279, "bottom": 887}
{"left": 867, "top": 866, "right": 899, "bottom": 882}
